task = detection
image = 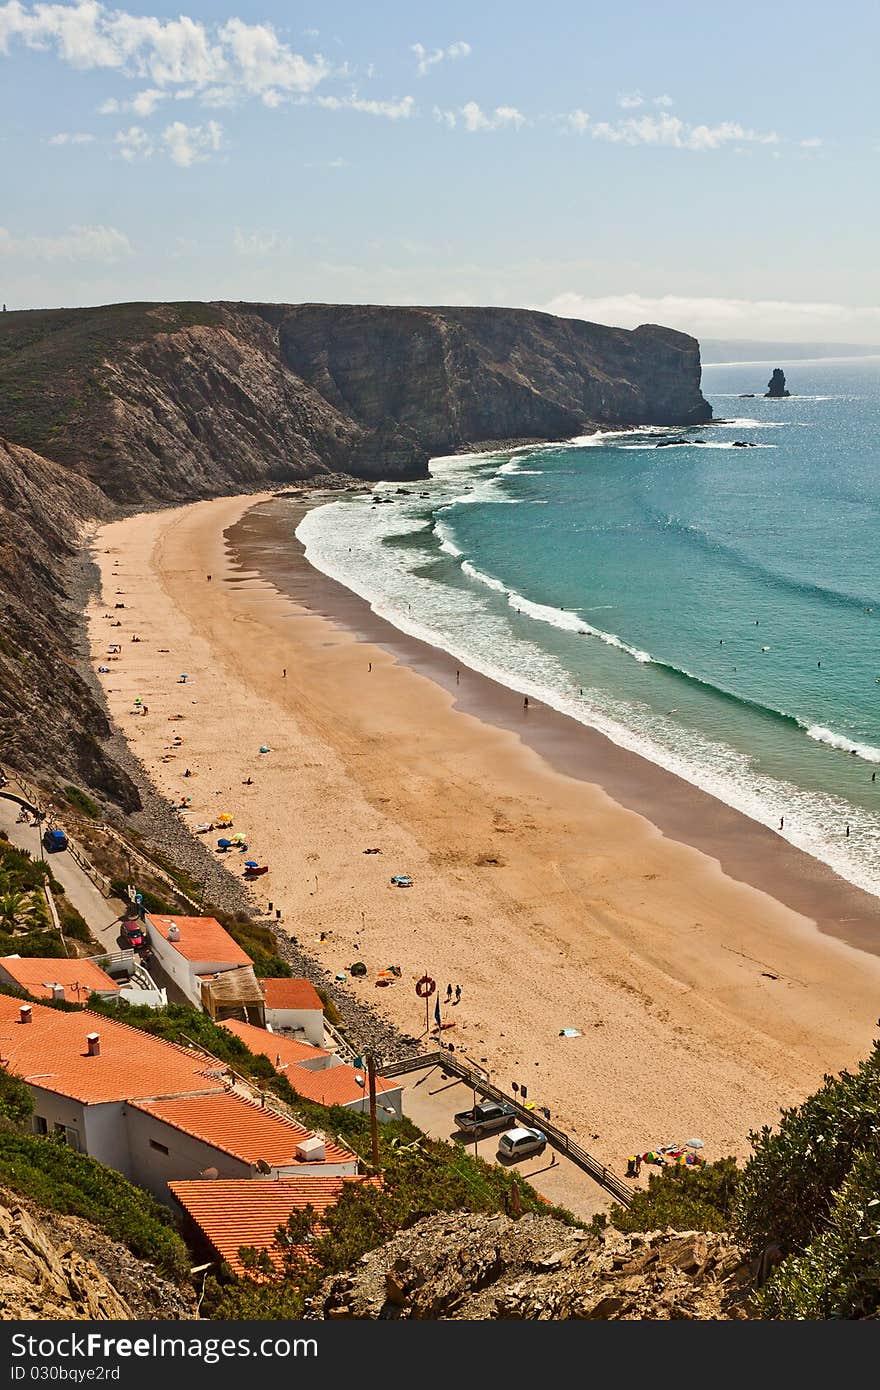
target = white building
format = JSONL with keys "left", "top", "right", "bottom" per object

{"left": 258, "top": 976, "right": 325, "bottom": 1044}
{"left": 144, "top": 914, "right": 260, "bottom": 1018}
{"left": 0, "top": 994, "right": 358, "bottom": 1204}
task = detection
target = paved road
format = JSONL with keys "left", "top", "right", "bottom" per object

{"left": 0, "top": 800, "right": 126, "bottom": 952}
{"left": 401, "top": 1065, "right": 613, "bottom": 1222}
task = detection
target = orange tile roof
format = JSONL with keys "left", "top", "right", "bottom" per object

{"left": 220, "top": 1018, "right": 330, "bottom": 1067}
{"left": 145, "top": 915, "right": 251, "bottom": 967}
{"left": 169, "top": 1177, "right": 377, "bottom": 1276}
{"left": 0, "top": 957, "right": 120, "bottom": 1003}
{"left": 286, "top": 1063, "right": 399, "bottom": 1109}
{"left": 0, "top": 994, "right": 226, "bottom": 1105}
{"left": 130, "top": 1092, "right": 356, "bottom": 1167}
{"left": 259, "top": 978, "right": 323, "bottom": 1012}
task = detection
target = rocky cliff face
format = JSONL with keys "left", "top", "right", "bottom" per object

{"left": 0, "top": 300, "right": 709, "bottom": 796}
{"left": 310, "top": 1211, "right": 753, "bottom": 1320}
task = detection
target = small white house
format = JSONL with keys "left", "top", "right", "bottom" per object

{"left": 258, "top": 976, "right": 325, "bottom": 1044}
{"left": 144, "top": 914, "right": 253, "bottom": 1009}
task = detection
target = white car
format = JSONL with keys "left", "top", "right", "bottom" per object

{"left": 496, "top": 1127, "right": 547, "bottom": 1162}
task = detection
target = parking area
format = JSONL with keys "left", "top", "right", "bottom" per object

{"left": 400, "top": 1063, "right": 614, "bottom": 1223}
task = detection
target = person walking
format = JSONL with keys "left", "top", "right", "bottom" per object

{"left": 282, "top": 668, "right": 287, "bottom": 678}
{"left": 454, "top": 984, "right": 462, "bottom": 1004}
{"left": 779, "top": 816, "right": 784, "bottom": 829}
{"left": 445, "top": 984, "right": 453, "bottom": 1002}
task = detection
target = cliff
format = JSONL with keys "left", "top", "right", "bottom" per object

{"left": 0, "top": 300, "right": 709, "bottom": 796}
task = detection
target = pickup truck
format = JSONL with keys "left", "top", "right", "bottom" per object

{"left": 453, "top": 1100, "right": 518, "bottom": 1138}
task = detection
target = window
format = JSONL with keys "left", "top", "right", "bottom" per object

{"left": 53, "top": 1123, "right": 80, "bottom": 1152}
{"left": 32, "top": 1116, "right": 48, "bottom": 1135}
{"left": 149, "top": 1138, "right": 169, "bottom": 1155}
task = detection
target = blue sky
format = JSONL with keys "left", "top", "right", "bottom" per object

{"left": 1, "top": 0, "right": 878, "bottom": 341}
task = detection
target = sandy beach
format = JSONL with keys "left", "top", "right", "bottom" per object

{"left": 87, "top": 492, "right": 880, "bottom": 1175}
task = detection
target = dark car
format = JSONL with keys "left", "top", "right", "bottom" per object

{"left": 453, "top": 1100, "right": 518, "bottom": 1138}
{"left": 121, "top": 920, "right": 147, "bottom": 951}
{"left": 42, "top": 827, "right": 68, "bottom": 853}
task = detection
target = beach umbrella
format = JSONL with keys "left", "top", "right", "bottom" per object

{"left": 217, "top": 838, "right": 232, "bottom": 848}
{"left": 685, "top": 1138, "right": 704, "bottom": 1149}
{"left": 230, "top": 832, "right": 247, "bottom": 843}
{"left": 244, "top": 860, "right": 258, "bottom": 868}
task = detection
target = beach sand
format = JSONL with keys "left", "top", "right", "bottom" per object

{"left": 87, "top": 492, "right": 880, "bottom": 1178}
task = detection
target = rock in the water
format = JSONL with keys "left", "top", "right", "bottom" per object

{"left": 764, "top": 368, "right": 791, "bottom": 398}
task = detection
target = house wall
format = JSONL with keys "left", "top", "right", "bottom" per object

{"left": 26, "top": 1085, "right": 87, "bottom": 1154}
{"left": 83, "top": 1100, "right": 133, "bottom": 1175}
{"left": 124, "top": 1104, "right": 254, "bottom": 1201}
{"left": 145, "top": 922, "right": 240, "bottom": 1009}
{"left": 264, "top": 1006, "right": 324, "bottom": 1046}
{"left": 341, "top": 1087, "right": 403, "bottom": 1122}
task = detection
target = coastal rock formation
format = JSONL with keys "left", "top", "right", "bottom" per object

{"left": 765, "top": 368, "right": 791, "bottom": 398}
{"left": 310, "top": 1211, "right": 754, "bottom": 1320}
{"left": 0, "top": 300, "right": 709, "bottom": 794}
{"left": 0, "top": 1193, "right": 132, "bottom": 1320}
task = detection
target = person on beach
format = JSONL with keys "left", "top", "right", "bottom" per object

{"left": 446, "top": 984, "right": 453, "bottom": 1002}
{"left": 523, "top": 696, "right": 529, "bottom": 710}
{"left": 282, "top": 668, "right": 287, "bottom": 678}
{"left": 779, "top": 816, "right": 784, "bottom": 829}
{"left": 456, "top": 669, "right": 460, "bottom": 685}
{"left": 207, "top": 574, "right": 212, "bottom": 581}
{"left": 455, "top": 984, "right": 462, "bottom": 1003}
{"left": 873, "top": 771, "right": 877, "bottom": 782}
{"left": 368, "top": 662, "right": 372, "bottom": 672}
{"left": 846, "top": 824, "right": 850, "bottom": 837}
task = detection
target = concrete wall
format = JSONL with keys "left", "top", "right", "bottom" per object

{"left": 27, "top": 1085, "right": 87, "bottom": 1153}
{"left": 145, "top": 929, "right": 200, "bottom": 1006}
{"left": 124, "top": 1103, "right": 254, "bottom": 1201}
{"left": 83, "top": 1100, "right": 133, "bottom": 1176}
{"left": 342, "top": 1087, "right": 403, "bottom": 1122}
{"left": 265, "top": 1006, "right": 324, "bottom": 1046}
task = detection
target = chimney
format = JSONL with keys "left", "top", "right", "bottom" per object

{"left": 19, "top": 1005, "right": 32, "bottom": 1024}
{"left": 167, "top": 923, "right": 180, "bottom": 941}
{"left": 50, "top": 984, "right": 65, "bottom": 1003}
{"left": 86, "top": 1032, "right": 101, "bottom": 1057}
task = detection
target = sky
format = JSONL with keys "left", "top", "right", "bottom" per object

{"left": 1, "top": 0, "right": 879, "bottom": 342}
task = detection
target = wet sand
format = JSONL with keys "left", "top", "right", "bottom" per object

{"left": 86, "top": 492, "right": 880, "bottom": 1177}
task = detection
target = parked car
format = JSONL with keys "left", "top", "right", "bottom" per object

{"left": 453, "top": 1100, "right": 518, "bottom": 1138}
{"left": 496, "top": 1127, "right": 547, "bottom": 1162}
{"left": 120, "top": 920, "right": 147, "bottom": 951}
{"left": 42, "top": 827, "right": 68, "bottom": 853}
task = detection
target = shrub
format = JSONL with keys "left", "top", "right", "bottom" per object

{"left": 607, "top": 1158, "right": 740, "bottom": 1235}
{"left": 734, "top": 1040, "right": 880, "bottom": 1256}
{"left": 0, "top": 1129, "right": 190, "bottom": 1281}
{"left": 756, "top": 1148, "right": 880, "bottom": 1319}
{"left": 0, "top": 1071, "right": 34, "bottom": 1127}
{"left": 62, "top": 786, "right": 101, "bottom": 820}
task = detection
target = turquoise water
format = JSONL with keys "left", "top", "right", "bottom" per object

{"left": 296, "top": 356, "right": 880, "bottom": 895}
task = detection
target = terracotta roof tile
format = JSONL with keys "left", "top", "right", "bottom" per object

{"left": 287, "top": 1063, "right": 399, "bottom": 1109}
{"left": 145, "top": 915, "right": 251, "bottom": 967}
{"left": 130, "top": 1092, "right": 356, "bottom": 1167}
{"left": 258, "top": 978, "right": 323, "bottom": 1012}
{"left": 221, "top": 1018, "right": 330, "bottom": 1066}
{"left": 169, "top": 1177, "right": 378, "bottom": 1276}
{"left": 0, "top": 994, "right": 226, "bottom": 1105}
{"left": 0, "top": 957, "right": 119, "bottom": 1003}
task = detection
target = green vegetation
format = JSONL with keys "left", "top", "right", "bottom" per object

{"left": 0, "top": 302, "right": 223, "bottom": 459}
{"left": 0, "top": 1070, "right": 34, "bottom": 1128}
{"left": 0, "top": 833, "right": 95, "bottom": 953}
{"left": 109, "top": 878, "right": 176, "bottom": 916}
{"left": 0, "top": 1129, "right": 189, "bottom": 1281}
{"left": 734, "top": 1038, "right": 880, "bottom": 1318}
{"left": 606, "top": 1158, "right": 741, "bottom": 1235}
{"left": 62, "top": 786, "right": 101, "bottom": 820}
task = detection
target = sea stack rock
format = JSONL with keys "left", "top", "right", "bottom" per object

{"left": 765, "top": 368, "right": 791, "bottom": 398}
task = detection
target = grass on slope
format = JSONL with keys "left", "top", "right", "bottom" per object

{"left": 0, "top": 302, "right": 222, "bottom": 458}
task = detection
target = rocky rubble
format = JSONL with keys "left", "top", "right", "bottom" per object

{"left": 311, "top": 1211, "right": 755, "bottom": 1320}
{"left": 0, "top": 1194, "right": 132, "bottom": 1321}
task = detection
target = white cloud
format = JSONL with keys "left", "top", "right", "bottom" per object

{"left": 47, "top": 131, "right": 95, "bottom": 144}
{"left": 434, "top": 101, "right": 525, "bottom": 132}
{"left": 162, "top": 119, "right": 223, "bottom": 167}
{"left": 0, "top": 2, "right": 330, "bottom": 106}
{"left": 800, "top": 136, "right": 822, "bottom": 148}
{"left": 617, "top": 90, "right": 644, "bottom": 109}
{"left": 232, "top": 227, "right": 286, "bottom": 255}
{"left": 98, "top": 97, "right": 119, "bottom": 114}
{"left": 130, "top": 86, "right": 165, "bottom": 116}
{"left": 0, "top": 222, "right": 132, "bottom": 261}
{"left": 538, "top": 290, "right": 880, "bottom": 341}
{"left": 566, "top": 108, "right": 590, "bottom": 133}
{"left": 316, "top": 93, "right": 414, "bottom": 119}
{"left": 654, "top": 93, "right": 674, "bottom": 107}
{"left": 581, "top": 111, "right": 779, "bottom": 150}
{"left": 411, "top": 39, "right": 471, "bottom": 77}
{"left": 114, "top": 124, "right": 152, "bottom": 160}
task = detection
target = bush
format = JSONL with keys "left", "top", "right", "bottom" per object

{"left": 734, "top": 1040, "right": 880, "bottom": 1257}
{"left": 62, "top": 786, "right": 101, "bottom": 820}
{"left": 607, "top": 1158, "right": 740, "bottom": 1235}
{"left": 756, "top": 1148, "right": 880, "bottom": 1319}
{"left": 0, "top": 1071, "right": 34, "bottom": 1128}
{"left": 109, "top": 879, "right": 176, "bottom": 916}
{"left": 0, "top": 1129, "right": 190, "bottom": 1281}
{"left": 55, "top": 897, "right": 93, "bottom": 944}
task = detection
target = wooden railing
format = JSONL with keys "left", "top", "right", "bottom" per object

{"left": 381, "top": 1050, "right": 632, "bottom": 1205}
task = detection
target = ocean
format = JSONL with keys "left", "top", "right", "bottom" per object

{"left": 296, "top": 355, "right": 880, "bottom": 898}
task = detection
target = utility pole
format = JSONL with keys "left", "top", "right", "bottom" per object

{"left": 366, "top": 1051, "right": 380, "bottom": 1168}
